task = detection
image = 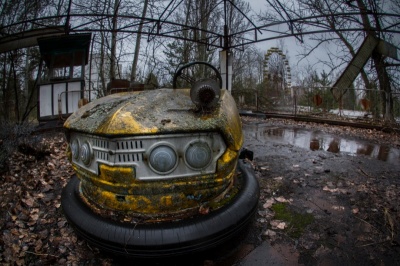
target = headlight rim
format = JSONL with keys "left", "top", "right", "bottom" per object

{"left": 147, "top": 142, "right": 179, "bottom": 175}
{"left": 71, "top": 138, "right": 80, "bottom": 160}
{"left": 184, "top": 140, "right": 213, "bottom": 170}
{"left": 80, "top": 141, "right": 93, "bottom": 166}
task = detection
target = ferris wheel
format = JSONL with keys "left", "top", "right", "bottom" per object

{"left": 263, "top": 47, "right": 292, "bottom": 100}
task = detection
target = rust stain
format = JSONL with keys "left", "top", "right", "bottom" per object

{"left": 65, "top": 88, "right": 243, "bottom": 218}
{"left": 72, "top": 157, "right": 236, "bottom": 215}
{"left": 65, "top": 89, "right": 243, "bottom": 150}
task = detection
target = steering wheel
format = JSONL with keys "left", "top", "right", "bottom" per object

{"left": 172, "top": 62, "right": 223, "bottom": 110}
{"left": 172, "top": 61, "right": 222, "bottom": 89}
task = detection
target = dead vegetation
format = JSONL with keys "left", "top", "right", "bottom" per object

{"left": 0, "top": 132, "right": 113, "bottom": 265}
{"left": 0, "top": 118, "right": 399, "bottom": 265}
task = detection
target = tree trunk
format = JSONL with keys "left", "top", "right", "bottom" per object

{"left": 1, "top": 54, "right": 8, "bottom": 121}
{"left": 355, "top": 0, "right": 392, "bottom": 121}
{"left": 183, "top": 0, "right": 191, "bottom": 64}
{"left": 99, "top": 32, "right": 107, "bottom": 97}
{"left": 198, "top": 0, "right": 208, "bottom": 63}
{"left": 130, "top": 0, "right": 148, "bottom": 83}
{"left": 10, "top": 51, "right": 20, "bottom": 122}
{"left": 110, "top": 0, "right": 120, "bottom": 81}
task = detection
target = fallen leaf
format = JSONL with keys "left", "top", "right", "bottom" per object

{"left": 199, "top": 205, "right": 209, "bottom": 215}
{"left": 332, "top": 205, "right": 345, "bottom": 211}
{"left": 47, "top": 162, "right": 55, "bottom": 169}
{"left": 263, "top": 229, "right": 277, "bottom": 237}
{"left": 275, "top": 196, "right": 290, "bottom": 203}
{"left": 263, "top": 198, "right": 275, "bottom": 209}
{"left": 270, "top": 220, "right": 286, "bottom": 230}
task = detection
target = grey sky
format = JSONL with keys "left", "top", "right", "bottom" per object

{"left": 246, "top": 0, "right": 333, "bottom": 82}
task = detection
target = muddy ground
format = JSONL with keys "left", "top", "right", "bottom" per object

{"left": 0, "top": 117, "right": 399, "bottom": 265}
{"left": 237, "top": 117, "right": 400, "bottom": 266}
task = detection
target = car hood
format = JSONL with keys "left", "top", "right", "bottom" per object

{"left": 64, "top": 88, "right": 243, "bottom": 151}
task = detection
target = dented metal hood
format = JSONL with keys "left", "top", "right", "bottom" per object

{"left": 64, "top": 88, "right": 243, "bottom": 151}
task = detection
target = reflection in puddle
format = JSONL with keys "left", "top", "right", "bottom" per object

{"left": 244, "top": 124, "right": 399, "bottom": 164}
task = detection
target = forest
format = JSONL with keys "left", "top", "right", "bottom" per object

{"left": 0, "top": 0, "right": 399, "bottom": 121}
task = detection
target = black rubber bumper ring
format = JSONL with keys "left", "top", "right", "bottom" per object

{"left": 61, "top": 159, "right": 259, "bottom": 258}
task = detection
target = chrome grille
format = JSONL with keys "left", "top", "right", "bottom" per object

{"left": 116, "top": 140, "right": 142, "bottom": 150}
{"left": 115, "top": 153, "right": 143, "bottom": 163}
{"left": 96, "top": 150, "right": 109, "bottom": 161}
{"left": 69, "top": 132, "right": 226, "bottom": 180}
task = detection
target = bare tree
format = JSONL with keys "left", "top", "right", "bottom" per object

{"left": 130, "top": 0, "right": 148, "bottom": 83}
{"left": 163, "top": 0, "right": 221, "bottom": 79}
{"left": 0, "top": 0, "right": 56, "bottom": 123}
{"left": 261, "top": 0, "right": 399, "bottom": 120}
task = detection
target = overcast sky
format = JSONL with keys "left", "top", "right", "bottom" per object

{"left": 246, "top": 0, "right": 334, "bottom": 81}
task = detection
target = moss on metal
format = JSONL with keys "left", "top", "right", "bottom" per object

{"left": 73, "top": 160, "right": 236, "bottom": 215}
{"left": 64, "top": 89, "right": 243, "bottom": 151}
{"left": 65, "top": 88, "right": 243, "bottom": 218}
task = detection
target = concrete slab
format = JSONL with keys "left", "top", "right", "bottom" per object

{"left": 237, "top": 241, "right": 301, "bottom": 266}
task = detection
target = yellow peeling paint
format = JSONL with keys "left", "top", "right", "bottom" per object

{"left": 74, "top": 155, "right": 237, "bottom": 215}
{"left": 221, "top": 149, "right": 238, "bottom": 164}
{"left": 65, "top": 89, "right": 243, "bottom": 149}
{"left": 99, "top": 164, "right": 135, "bottom": 184}
{"left": 97, "top": 109, "right": 158, "bottom": 135}
{"left": 161, "top": 195, "right": 173, "bottom": 206}
{"left": 65, "top": 88, "right": 244, "bottom": 218}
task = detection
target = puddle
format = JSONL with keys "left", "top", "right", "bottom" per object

{"left": 243, "top": 124, "right": 400, "bottom": 164}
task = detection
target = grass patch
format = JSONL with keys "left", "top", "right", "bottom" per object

{"left": 271, "top": 202, "right": 314, "bottom": 238}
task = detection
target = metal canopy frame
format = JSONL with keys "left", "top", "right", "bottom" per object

{"left": 0, "top": 0, "right": 399, "bottom": 53}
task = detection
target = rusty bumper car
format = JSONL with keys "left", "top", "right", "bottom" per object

{"left": 61, "top": 62, "right": 259, "bottom": 258}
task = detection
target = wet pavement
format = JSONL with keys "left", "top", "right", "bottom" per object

{"left": 243, "top": 123, "right": 400, "bottom": 165}
{"left": 225, "top": 118, "right": 400, "bottom": 266}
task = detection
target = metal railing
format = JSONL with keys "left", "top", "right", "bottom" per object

{"left": 238, "top": 87, "right": 400, "bottom": 126}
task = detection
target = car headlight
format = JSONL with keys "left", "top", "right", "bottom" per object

{"left": 148, "top": 144, "right": 178, "bottom": 174}
{"left": 185, "top": 141, "right": 212, "bottom": 170}
{"left": 80, "top": 141, "right": 92, "bottom": 166}
{"left": 71, "top": 138, "right": 80, "bottom": 160}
